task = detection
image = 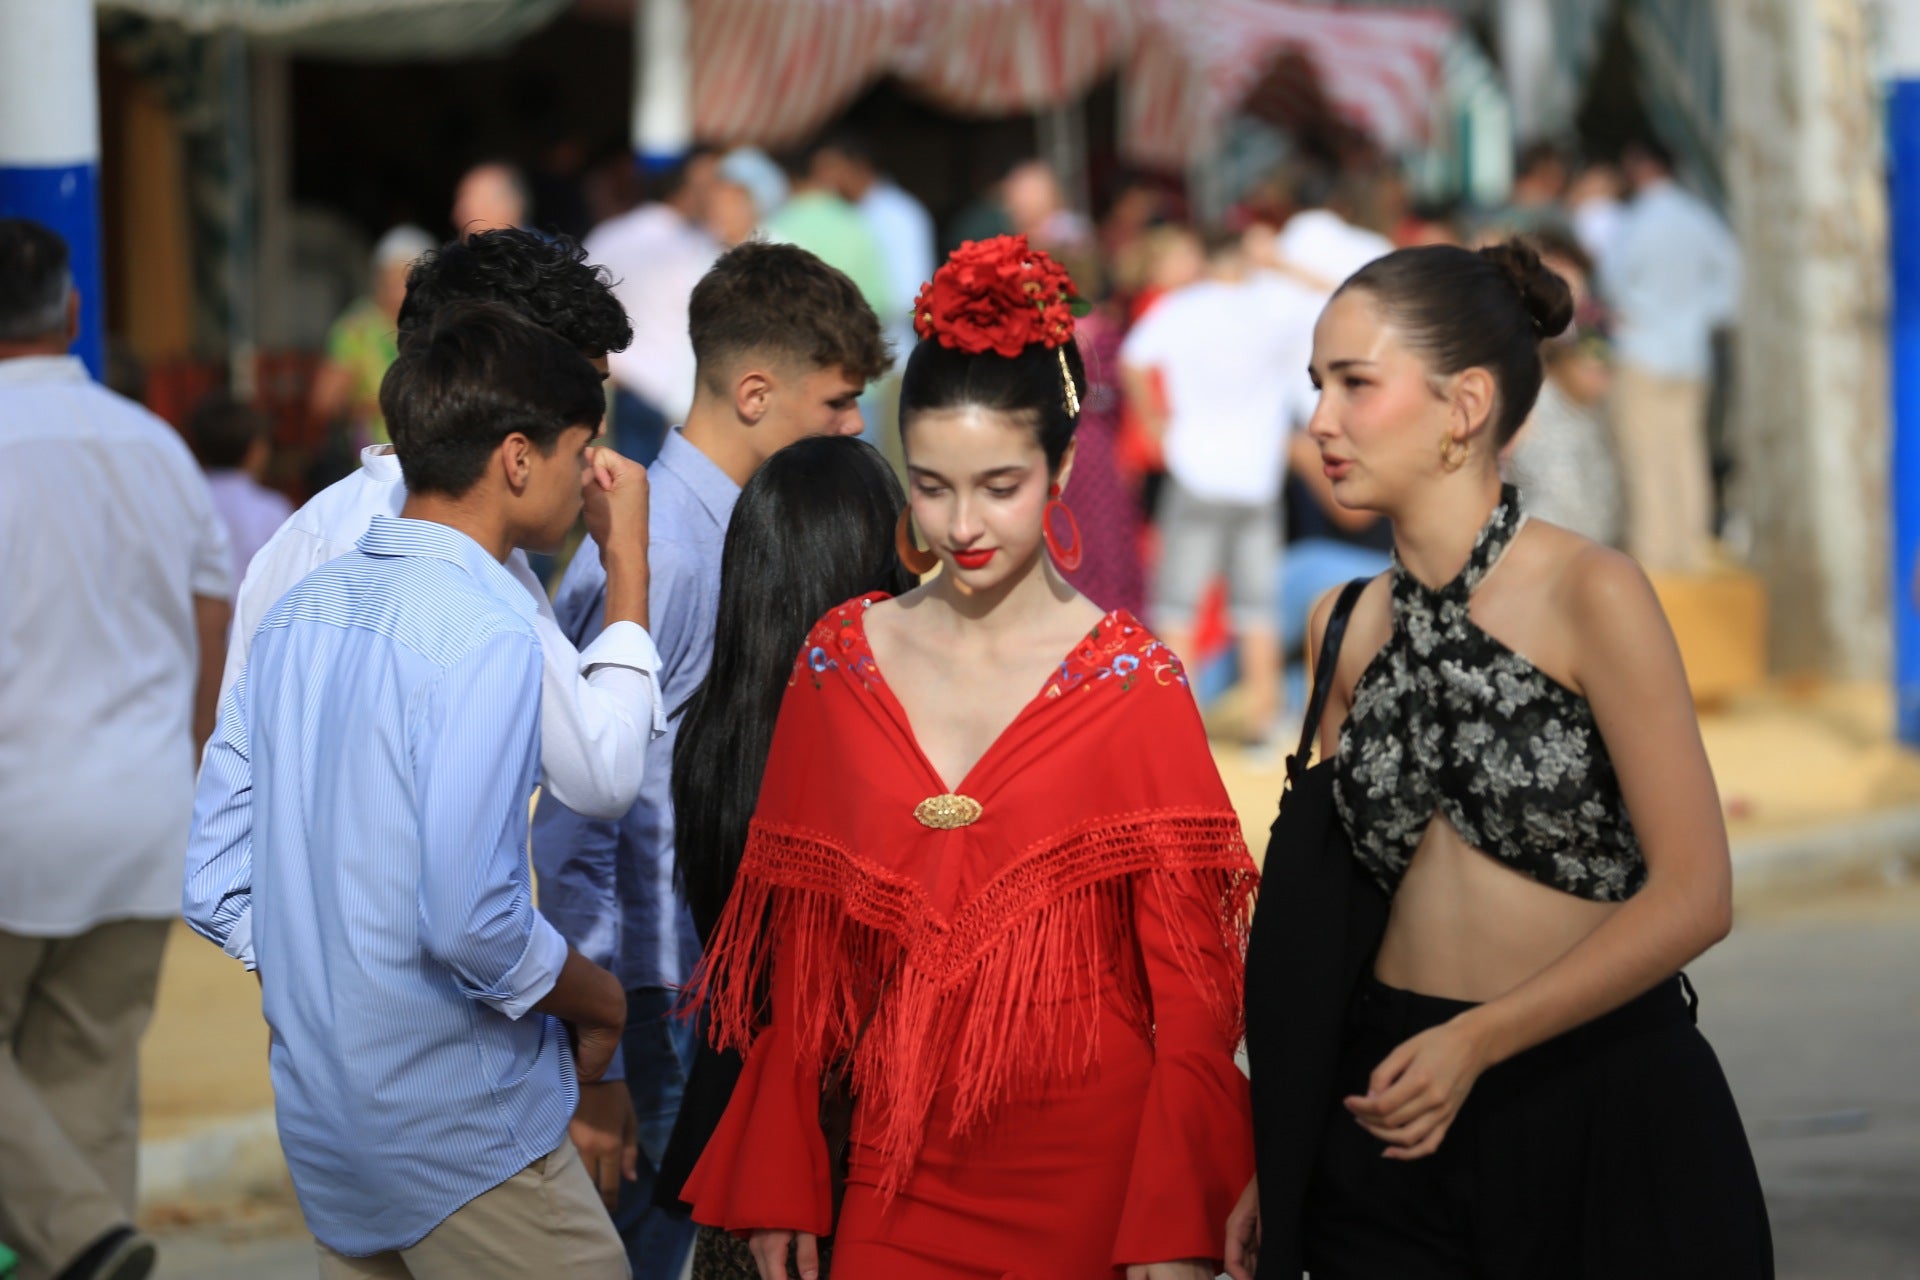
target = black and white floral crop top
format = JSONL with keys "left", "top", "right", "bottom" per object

{"left": 1331, "top": 486, "right": 1646, "bottom": 903}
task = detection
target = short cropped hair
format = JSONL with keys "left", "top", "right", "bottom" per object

{"left": 187, "top": 392, "right": 272, "bottom": 470}
{"left": 380, "top": 300, "right": 606, "bottom": 498}
{"left": 689, "top": 240, "right": 890, "bottom": 397}
{"left": 397, "top": 229, "right": 632, "bottom": 359}
{"left": 0, "top": 219, "right": 73, "bottom": 342}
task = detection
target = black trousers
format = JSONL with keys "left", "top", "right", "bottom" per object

{"left": 1304, "top": 975, "right": 1774, "bottom": 1279}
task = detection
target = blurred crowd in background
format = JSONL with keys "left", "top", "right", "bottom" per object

{"left": 163, "top": 122, "right": 1733, "bottom": 751}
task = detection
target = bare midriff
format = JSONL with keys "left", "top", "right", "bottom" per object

{"left": 1371, "top": 813, "right": 1621, "bottom": 1003}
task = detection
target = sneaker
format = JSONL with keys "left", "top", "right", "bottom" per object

{"left": 56, "top": 1228, "right": 155, "bottom": 1280}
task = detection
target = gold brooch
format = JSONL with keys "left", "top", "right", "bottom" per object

{"left": 914, "top": 794, "right": 983, "bottom": 830}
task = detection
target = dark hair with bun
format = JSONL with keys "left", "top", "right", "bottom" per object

{"left": 1337, "top": 239, "right": 1574, "bottom": 447}
{"left": 898, "top": 338, "right": 1087, "bottom": 472}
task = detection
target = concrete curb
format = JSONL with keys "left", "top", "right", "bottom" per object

{"left": 1730, "top": 804, "right": 1920, "bottom": 902}
{"left": 140, "top": 1110, "right": 288, "bottom": 1211}
{"left": 136, "top": 806, "right": 1920, "bottom": 1210}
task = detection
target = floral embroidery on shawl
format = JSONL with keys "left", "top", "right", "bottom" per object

{"left": 695, "top": 595, "right": 1253, "bottom": 1200}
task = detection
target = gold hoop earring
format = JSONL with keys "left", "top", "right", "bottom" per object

{"left": 1439, "top": 433, "right": 1468, "bottom": 474}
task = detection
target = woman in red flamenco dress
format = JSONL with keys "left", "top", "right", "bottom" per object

{"left": 679, "top": 237, "right": 1257, "bottom": 1280}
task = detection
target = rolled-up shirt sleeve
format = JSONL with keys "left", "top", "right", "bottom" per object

{"left": 414, "top": 629, "right": 567, "bottom": 1019}
{"left": 185, "top": 671, "right": 258, "bottom": 968}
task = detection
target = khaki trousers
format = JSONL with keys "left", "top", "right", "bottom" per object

{"left": 1611, "top": 362, "right": 1712, "bottom": 573}
{"left": 0, "top": 919, "right": 170, "bottom": 1280}
{"left": 316, "top": 1139, "right": 628, "bottom": 1279}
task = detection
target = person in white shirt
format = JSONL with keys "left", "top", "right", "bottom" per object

{"left": 1272, "top": 164, "right": 1396, "bottom": 297}
{"left": 1121, "top": 232, "right": 1323, "bottom": 751}
{"left": 1600, "top": 137, "right": 1741, "bottom": 574}
{"left": 0, "top": 219, "right": 231, "bottom": 1280}
{"left": 585, "top": 150, "right": 721, "bottom": 464}
{"left": 224, "top": 229, "right": 665, "bottom": 828}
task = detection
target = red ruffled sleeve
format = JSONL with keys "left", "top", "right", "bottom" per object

{"left": 1111, "top": 868, "right": 1256, "bottom": 1270}
{"left": 678, "top": 935, "right": 834, "bottom": 1238}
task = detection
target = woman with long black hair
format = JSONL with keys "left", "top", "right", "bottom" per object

{"left": 655, "top": 434, "right": 916, "bottom": 1278}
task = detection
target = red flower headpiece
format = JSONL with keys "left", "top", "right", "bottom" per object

{"left": 912, "top": 235, "right": 1085, "bottom": 415}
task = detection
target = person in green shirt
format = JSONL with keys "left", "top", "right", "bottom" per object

{"left": 310, "top": 225, "right": 434, "bottom": 452}
{"left": 765, "top": 146, "right": 894, "bottom": 328}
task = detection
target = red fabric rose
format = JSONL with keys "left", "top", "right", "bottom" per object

{"left": 913, "top": 235, "right": 1081, "bottom": 357}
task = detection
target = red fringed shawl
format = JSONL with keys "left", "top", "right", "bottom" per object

{"left": 685, "top": 595, "right": 1258, "bottom": 1200}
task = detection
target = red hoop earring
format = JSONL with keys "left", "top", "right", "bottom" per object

{"left": 1044, "top": 484, "right": 1083, "bottom": 573}
{"left": 895, "top": 509, "right": 940, "bottom": 576}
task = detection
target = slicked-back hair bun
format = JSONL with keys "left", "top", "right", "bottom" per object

{"left": 1337, "top": 239, "right": 1574, "bottom": 447}
{"left": 1476, "top": 239, "right": 1575, "bottom": 340}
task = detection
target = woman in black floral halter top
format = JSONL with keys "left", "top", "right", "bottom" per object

{"left": 1228, "top": 242, "right": 1772, "bottom": 1280}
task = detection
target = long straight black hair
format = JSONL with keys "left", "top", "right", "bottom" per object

{"left": 672, "top": 435, "right": 916, "bottom": 942}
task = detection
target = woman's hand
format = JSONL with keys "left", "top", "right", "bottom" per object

{"left": 1344, "top": 1012, "right": 1490, "bottom": 1160}
{"left": 1224, "top": 1174, "right": 1260, "bottom": 1280}
{"left": 1124, "top": 1263, "right": 1214, "bottom": 1280}
{"left": 749, "top": 1228, "right": 820, "bottom": 1280}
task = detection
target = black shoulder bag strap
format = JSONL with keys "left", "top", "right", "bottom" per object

{"left": 1284, "top": 577, "right": 1373, "bottom": 791}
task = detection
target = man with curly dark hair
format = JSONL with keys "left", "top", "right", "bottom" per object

{"left": 221, "top": 225, "right": 664, "bottom": 870}
{"left": 397, "top": 229, "right": 633, "bottom": 361}
{"left": 531, "top": 239, "right": 891, "bottom": 1280}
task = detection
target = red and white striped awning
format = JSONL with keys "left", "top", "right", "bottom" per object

{"left": 691, "top": 0, "right": 1137, "bottom": 147}
{"left": 892, "top": 0, "right": 1138, "bottom": 119}
{"left": 1123, "top": 0, "right": 1455, "bottom": 169}
{"left": 688, "top": 0, "right": 1454, "bottom": 160}
{"left": 691, "top": 0, "right": 912, "bottom": 146}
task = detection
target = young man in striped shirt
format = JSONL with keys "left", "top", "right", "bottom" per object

{"left": 186, "top": 302, "right": 638, "bottom": 1278}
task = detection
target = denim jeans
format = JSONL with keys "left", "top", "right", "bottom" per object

{"left": 614, "top": 985, "right": 697, "bottom": 1280}
{"left": 1190, "top": 539, "right": 1392, "bottom": 713}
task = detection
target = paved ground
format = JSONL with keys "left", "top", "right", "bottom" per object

{"left": 140, "top": 874, "right": 1920, "bottom": 1279}
{"left": 1692, "top": 877, "right": 1920, "bottom": 1279}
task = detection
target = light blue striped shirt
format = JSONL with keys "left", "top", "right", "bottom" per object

{"left": 184, "top": 515, "right": 575, "bottom": 1256}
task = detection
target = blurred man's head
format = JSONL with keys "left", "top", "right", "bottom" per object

{"left": 1003, "top": 160, "right": 1066, "bottom": 236}
{"left": 451, "top": 162, "right": 531, "bottom": 238}
{"left": 371, "top": 224, "right": 436, "bottom": 320}
{"left": 398, "top": 228, "right": 632, "bottom": 368}
{"left": 381, "top": 300, "right": 605, "bottom": 551}
{"left": 1512, "top": 141, "right": 1570, "bottom": 206}
{"left": 642, "top": 145, "right": 720, "bottom": 222}
{"left": 0, "top": 219, "right": 78, "bottom": 356}
{"left": 688, "top": 241, "right": 889, "bottom": 458}
{"left": 1202, "top": 227, "right": 1250, "bottom": 281}
{"left": 1620, "top": 137, "right": 1675, "bottom": 194}
{"left": 709, "top": 148, "right": 789, "bottom": 247}
{"left": 809, "top": 132, "right": 879, "bottom": 203}
{"left": 188, "top": 392, "right": 274, "bottom": 478}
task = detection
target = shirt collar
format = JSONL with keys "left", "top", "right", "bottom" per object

{"left": 359, "top": 445, "right": 402, "bottom": 482}
{"left": 0, "top": 355, "right": 89, "bottom": 386}
{"left": 356, "top": 514, "right": 539, "bottom": 623}
{"left": 654, "top": 429, "right": 741, "bottom": 527}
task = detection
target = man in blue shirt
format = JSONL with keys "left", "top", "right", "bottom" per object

{"left": 1601, "top": 136, "right": 1741, "bottom": 573}
{"left": 534, "top": 240, "right": 891, "bottom": 1276}
{"left": 185, "top": 302, "right": 643, "bottom": 1277}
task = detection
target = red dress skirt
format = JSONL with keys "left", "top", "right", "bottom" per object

{"left": 679, "top": 599, "right": 1257, "bottom": 1278}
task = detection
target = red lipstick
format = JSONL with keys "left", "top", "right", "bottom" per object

{"left": 951, "top": 549, "right": 996, "bottom": 570}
